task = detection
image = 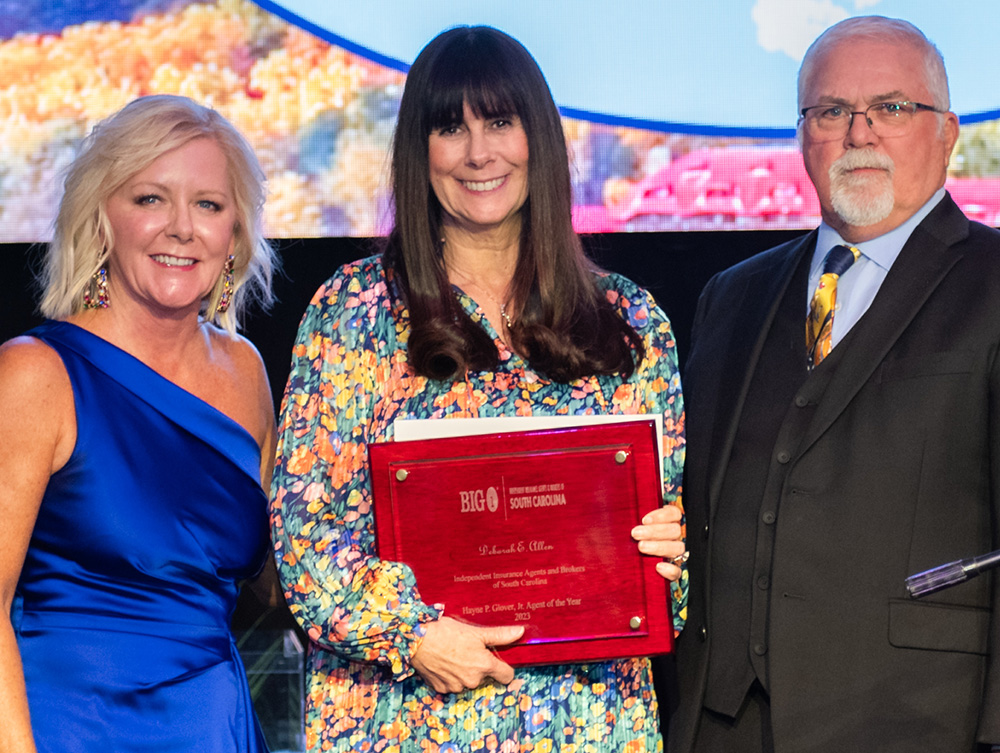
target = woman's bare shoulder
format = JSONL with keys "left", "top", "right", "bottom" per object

{"left": 201, "top": 326, "right": 274, "bottom": 445}
{"left": 204, "top": 327, "right": 268, "bottom": 382}
{"left": 0, "top": 335, "right": 76, "bottom": 470}
{"left": 0, "top": 335, "right": 70, "bottom": 389}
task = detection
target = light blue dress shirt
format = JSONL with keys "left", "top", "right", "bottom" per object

{"left": 809, "top": 188, "right": 947, "bottom": 349}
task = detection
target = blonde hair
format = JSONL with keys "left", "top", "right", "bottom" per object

{"left": 40, "top": 94, "right": 274, "bottom": 333}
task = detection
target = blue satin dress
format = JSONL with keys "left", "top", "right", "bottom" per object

{"left": 12, "top": 321, "right": 270, "bottom": 753}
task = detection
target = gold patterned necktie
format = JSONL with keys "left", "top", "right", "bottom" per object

{"left": 806, "top": 244, "right": 861, "bottom": 369}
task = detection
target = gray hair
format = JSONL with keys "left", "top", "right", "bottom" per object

{"left": 797, "top": 16, "right": 950, "bottom": 112}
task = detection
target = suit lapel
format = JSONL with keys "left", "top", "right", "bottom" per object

{"left": 705, "top": 232, "right": 816, "bottom": 519}
{"left": 797, "top": 195, "right": 970, "bottom": 456}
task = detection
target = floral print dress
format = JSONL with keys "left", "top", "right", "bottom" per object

{"left": 270, "top": 256, "right": 686, "bottom": 753}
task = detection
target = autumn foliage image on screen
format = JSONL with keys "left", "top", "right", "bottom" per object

{"left": 2, "top": 0, "right": 1000, "bottom": 242}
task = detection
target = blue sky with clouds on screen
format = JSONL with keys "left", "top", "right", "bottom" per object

{"left": 257, "top": 0, "right": 1000, "bottom": 135}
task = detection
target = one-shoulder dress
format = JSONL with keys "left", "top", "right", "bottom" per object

{"left": 12, "top": 321, "right": 270, "bottom": 753}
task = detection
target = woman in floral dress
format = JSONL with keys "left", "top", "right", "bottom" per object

{"left": 270, "top": 26, "right": 687, "bottom": 753}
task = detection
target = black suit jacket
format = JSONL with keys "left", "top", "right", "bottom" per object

{"left": 670, "top": 195, "right": 1000, "bottom": 752}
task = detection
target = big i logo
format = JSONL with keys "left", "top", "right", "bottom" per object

{"left": 460, "top": 487, "right": 500, "bottom": 513}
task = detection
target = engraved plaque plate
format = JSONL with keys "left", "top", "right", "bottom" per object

{"left": 369, "top": 421, "right": 674, "bottom": 666}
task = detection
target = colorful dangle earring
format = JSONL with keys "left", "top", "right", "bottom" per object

{"left": 83, "top": 267, "right": 109, "bottom": 309}
{"left": 217, "top": 255, "right": 235, "bottom": 313}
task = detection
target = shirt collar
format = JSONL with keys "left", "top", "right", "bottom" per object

{"left": 814, "top": 187, "right": 947, "bottom": 274}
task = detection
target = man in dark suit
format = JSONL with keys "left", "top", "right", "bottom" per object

{"left": 669, "top": 16, "right": 1000, "bottom": 753}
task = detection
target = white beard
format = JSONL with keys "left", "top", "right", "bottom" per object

{"left": 828, "top": 149, "right": 896, "bottom": 227}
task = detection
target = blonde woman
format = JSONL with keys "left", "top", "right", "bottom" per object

{"left": 0, "top": 95, "right": 278, "bottom": 753}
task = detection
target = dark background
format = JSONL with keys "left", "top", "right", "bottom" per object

{"left": 2, "top": 229, "right": 804, "bottom": 406}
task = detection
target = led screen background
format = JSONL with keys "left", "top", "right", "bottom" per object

{"left": 2, "top": 0, "right": 999, "bottom": 242}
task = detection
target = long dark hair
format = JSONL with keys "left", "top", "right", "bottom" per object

{"left": 383, "top": 26, "right": 643, "bottom": 382}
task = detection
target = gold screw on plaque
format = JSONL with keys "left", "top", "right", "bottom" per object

{"left": 615, "top": 450, "right": 629, "bottom": 464}
{"left": 629, "top": 616, "right": 643, "bottom": 630}
{"left": 395, "top": 469, "right": 409, "bottom": 482}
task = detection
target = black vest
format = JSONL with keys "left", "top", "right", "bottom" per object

{"left": 702, "top": 251, "right": 857, "bottom": 716}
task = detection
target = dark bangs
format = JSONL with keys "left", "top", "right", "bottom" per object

{"left": 421, "top": 31, "right": 527, "bottom": 133}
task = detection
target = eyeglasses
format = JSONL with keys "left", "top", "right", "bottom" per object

{"left": 798, "top": 101, "right": 942, "bottom": 141}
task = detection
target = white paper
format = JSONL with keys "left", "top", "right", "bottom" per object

{"left": 394, "top": 413, "right": 664, "bottom": 481}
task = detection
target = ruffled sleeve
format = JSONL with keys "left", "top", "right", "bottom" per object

{"left": 602, "top": 274, "right": 688, "bottom": 633}
{"left": 269, "top": 258, "right": 440, "bottom": 679}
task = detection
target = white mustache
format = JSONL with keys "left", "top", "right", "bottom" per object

{"left": 830, "top": 149, "right": 895, "bottom": 178}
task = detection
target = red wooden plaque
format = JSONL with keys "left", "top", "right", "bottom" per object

{"left": 369, "top": 421, "right": 674, "bottom": 666}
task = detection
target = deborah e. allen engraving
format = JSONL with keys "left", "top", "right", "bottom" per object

{"left": 478, "top": 539, "right": 556, "bottom": 556}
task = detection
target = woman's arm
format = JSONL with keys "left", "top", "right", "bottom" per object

{"left": 240, "top": 337, "right": 282, "bottom": 609}
{"left": 0, "top": 338, "right": 76, "bottom": 753}
{"left": 611, "top": 283, "right": 688, "bottom": 632}
{"left": 270, "top": 265, "right": 441, "bottom": 680}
